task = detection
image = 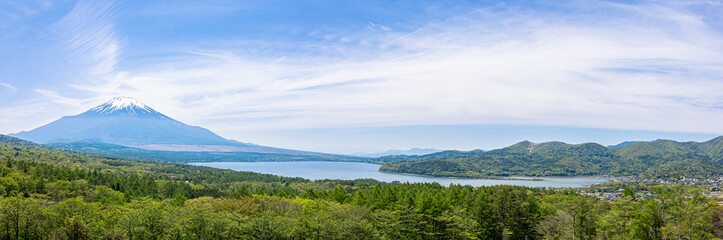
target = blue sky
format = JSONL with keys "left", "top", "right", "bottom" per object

{"left": 1, "top": 0, "right": 722, "bottom": 154}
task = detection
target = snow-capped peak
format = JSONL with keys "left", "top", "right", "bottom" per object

{"left": 86, "top": 97, "right": 167, "bottom": 118}
{"left": 103, "top": 97, "right": 148, "bottom": 110}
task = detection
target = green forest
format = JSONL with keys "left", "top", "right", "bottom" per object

{"left": 379, "top": 138, "right": 723, "bottom": 180}
{"left": 49, "top": 141, "right": 366, "bottom": 164}
{"left": 1, "top": 135, "right": 721, "bottom": 239}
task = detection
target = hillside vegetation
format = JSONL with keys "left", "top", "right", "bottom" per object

{"left": 50, "top": 141, "right": 366, "bottom": 163}
{"left": 379, "top": 137, "right": 723, "bottom": 179}
{"left": 0, "top": 135, "right": 721, "bottom": 239}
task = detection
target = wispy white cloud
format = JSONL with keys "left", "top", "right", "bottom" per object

{"left": 2, "top": 0, "right": 54, "bottom": 16}
{"left": 137, "top": 1, "right": 254, "bottom": 16}
{"left": 0, "top": 98, "right": 65, "bottom": 133}
{"left": 38, "top": 1, "right": 723, "bottom": 136}
{"left": 34, "top": 89, "right": 82, "bottom": 107}
{"left": 0, "top": 0, "right": 122, "bottom": 133}
{"left": 63, "top": 1, "right": 723, "bottom": 135}
{"left": 0, "top": 83, "right": 16, "bottom": 91}
{"left": 52, "top": 0, "right": 121, "bottom": 80}
{"left": 368, "top": 21, "right": 391, "bottom": 31}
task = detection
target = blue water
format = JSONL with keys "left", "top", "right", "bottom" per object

{"left": 190, "top": 161, "right": 608, "bottom": 188}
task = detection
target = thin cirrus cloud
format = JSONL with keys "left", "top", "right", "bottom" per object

{"left": 0, "top": 0, "right": 123, "bottom": 133}
{"left": 0, "top": 83, "right": 16, "bottom": 91}
{"left": 30, "top": 0, "right": 122, "bottom": 109}
{"left": 67, "top": 1, "right": 723, "bottom": 136}
{"left": 49, "top": 0, "right": 120, "bottom": 83}
{"left": 2, "top": 0, "right": 723, "bottom": 142}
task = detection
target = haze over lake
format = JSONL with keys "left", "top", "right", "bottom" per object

{"left": 190, "top": 161, "right": 608, "bottom": 188}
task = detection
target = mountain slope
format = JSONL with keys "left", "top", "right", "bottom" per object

{"left": 353, "top": 148, "right": 442, "bottom": 158}
{"left": 49, "top": 141, "right": 365, "bottom": 163}
{"left": 607, "top": 141, "right": 637, "bottom": 148}
{"left": 0, "top": 134, "right": 308, "bottom": 183}
{"left": 378, "top": 137, "right": 723, "bottom": 179}
{"left": 11, "top": 97, "right": 234, "bottom": 146}
{"left": 8, "top": 97, "right": 358, "bottom": 161}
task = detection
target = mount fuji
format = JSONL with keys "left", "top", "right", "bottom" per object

{"left": 9, "top": 97, "right": 325, "bottom": 157}
{"left": 11, "top": 97, "right": 237, "bottom": 146}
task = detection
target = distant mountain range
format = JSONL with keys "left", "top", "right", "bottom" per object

{"left": 9, "top": 97, "right": 723, "bottom": 177}
{"left": 378, "top": 137, "right": 723, "bottom": 179}
{"left": 353, "top": 148, "right": 442, "bottom": 158}
{"left": 606, "top": 139, "right": 665, "bottom": 148}
{"left": 9, "top": 97, "right": 356, "bottom": 161}
{"left": 606, "top": 141, "right": 637, "bottom": 148}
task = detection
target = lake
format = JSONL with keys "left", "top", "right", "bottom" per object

{"left": 190, "top": 161, "right": 608, "bottom": 188}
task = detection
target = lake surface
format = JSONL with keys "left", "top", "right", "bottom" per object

{"left": 190, "top": 161, "right": 608, "bottom": 188}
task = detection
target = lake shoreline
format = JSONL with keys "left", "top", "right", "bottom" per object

{"left": 378, "top": 169, "right": 509, "bottom": 180}
{"left": 379, "top": 169, "right": 611, "bottom": 182}
{"left": 190, "top": 161, "right": 609, "bottom": 188}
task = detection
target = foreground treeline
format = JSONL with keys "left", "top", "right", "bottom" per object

{"left": 1, "top": 158, "right": 721, "bottom": 239}
{"left": 1, "top": 135, "right": 722, "bottom": 239}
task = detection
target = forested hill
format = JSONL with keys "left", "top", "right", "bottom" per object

{"left": 378, "top": 136, "right": 723, "bottom": 179}
{"left": 1, "top": 134, "right": 720, "bottom": 239}
{"left": 0, "top": 134, "right": 380, "bottom": 190}
{"left": 48, "top": 141, "right": 366, "bottom": 163}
